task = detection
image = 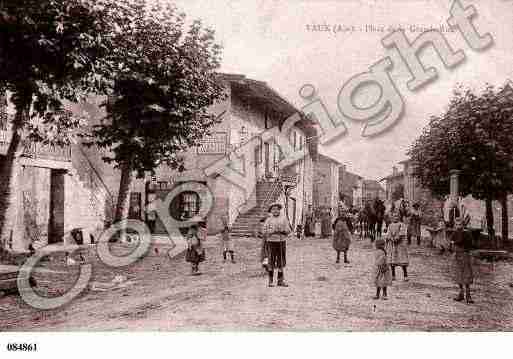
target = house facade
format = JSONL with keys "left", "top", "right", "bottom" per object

{"left": 353, "top": 179, "right": 385, "bottom": 208}
{"left": 380, "top": 166, "right": 405, "bottom": 202}
{"left": 1, "top": 74, "right": 318, "bottom": 251}
{"left": 338, "top": 165, "right": 361, "bottom": 207}
{"left": 0, "top": 95, "right": 114, "bottom": 251}
{"left": 138, "top": 74, "right": 318, "bottom": 235}
{"left": 313, "top": 154, "right": 341, "bottom": 211}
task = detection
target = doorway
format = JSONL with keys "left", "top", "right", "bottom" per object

{"left": 49, "top": 170, "right": 65, "bottom": 243}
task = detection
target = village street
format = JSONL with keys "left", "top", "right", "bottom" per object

{"left": 2, "top": 234, "right": 513, "bottom": 331}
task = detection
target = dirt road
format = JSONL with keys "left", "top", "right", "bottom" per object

{"left": 2, "top": 236, "right": 513, "bottom": 331}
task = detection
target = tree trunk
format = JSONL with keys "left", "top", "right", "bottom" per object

{"left": 500, "top": 195, "right": 508, "bottom": 244}
{"left": 0, "top": 107, "right": 27, "bottom": 255}
{"left": 115, "top": 160, "right": 134, "bottom": 223}
{"left": 485, "top": 197, "right": 496, "bottom": 249}
{"left": 113, "top": 160, "right": 134, "bottom": 243}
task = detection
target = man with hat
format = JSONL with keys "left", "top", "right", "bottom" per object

{"left": 262, "top": 202, "right": 292, "bottom": 287}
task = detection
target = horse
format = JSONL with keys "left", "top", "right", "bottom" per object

{"left": 363, "top": 201, "right": 377, "bottom": 241}
{"left": 356, "top": 208, "right": 366, "bottom": 239}
{"left": 373, "top": 198, "right": 386, "bottom": 239}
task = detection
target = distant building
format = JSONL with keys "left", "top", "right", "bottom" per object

{"left": 313, "top": 154, "right": 341, "bottom": 211}
{"left": 353, "top": 178, "right": 385, "bottom": 208}
{"left": 338, "top": 165, "right": 362, "bottom": 207}
{"left": 380, "top": 166, "right": 405, "bottom": 202}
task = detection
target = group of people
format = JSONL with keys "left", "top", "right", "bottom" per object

{"left": 373, "top": 200, "right": 475, "bottom": 304}
{"left": 302, "top": 204, "right": 357, "bottom": 240}
{"left": 183, "top": 197, "right": 475, "bottom": 304}
{"left": 372, "top": 211, "right": 410, "bottom": 300}
{"left": 384, "top": 199, "right": 422, "bottom": 246}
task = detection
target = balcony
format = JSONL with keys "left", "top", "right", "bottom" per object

{"left": 197, "top": 132, "right": 227, "bottom": 155}
{"left": 279, "top": 172, "right": 299, "bottom": 186}
{"left": 0, "top": 130, "right": 71, "bottom": 162}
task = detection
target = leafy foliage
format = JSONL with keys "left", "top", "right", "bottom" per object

{"left": 87, "top": 1, "right": 226, "bottom": 177}
{"left": 0, "top": 0, "right": 131, "bottom": 142}
{"left": 408, "top": 84, "right": 513, "bottom": 201}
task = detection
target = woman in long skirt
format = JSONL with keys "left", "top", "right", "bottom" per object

{"left": 303, "top": 205, "right": 315, "bottom": 237}
{"left": 451, "top": 217, "right": 474, "bottom": 304}
{"left": 321, "top": 207, "right": 332, "bottom": 238}
{"left": 332, "top": 215, "right": 352, "bottom": 264}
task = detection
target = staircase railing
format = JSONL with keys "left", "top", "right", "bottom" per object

{"left": 75, "top": 145, "right": 116, "bottom": 223}
{"left": 262, "top": 179, "right": 282, "bottom": 213}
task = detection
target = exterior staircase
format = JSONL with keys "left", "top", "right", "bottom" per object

{"left": 230, "top": 180, "right": 283, "bottom": 237}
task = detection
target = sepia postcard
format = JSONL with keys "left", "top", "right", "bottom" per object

{"left": 1, "top": 0, "right": 513, "bottom": 357}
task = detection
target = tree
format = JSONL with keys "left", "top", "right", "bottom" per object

{"left": 408, "top": 84, "right": 513, "bottom": 246}
{"left": 391, "top": 183, "right": 404, "bottom": 201}
{"left": 0, "top": 0, "right": 132, "bottom": 251}
{"left": 87, "top": 1, "right": 225, "bottom": 224}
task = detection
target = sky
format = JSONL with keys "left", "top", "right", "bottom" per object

{"left": 170, "top": 0, "right": 513, "bottom": 181}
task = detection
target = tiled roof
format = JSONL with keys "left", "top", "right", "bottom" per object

{"left": 317, "top": 153, "right": 343, "bottom": 165}
{"left": 379, "top": 171, "right": 405, "bottom": 182}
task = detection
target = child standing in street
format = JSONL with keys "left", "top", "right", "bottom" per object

{"left": 372, "top": 238, "right": 392, "bottom": 300}
{"left": 220, "top": 215, "right": 235, "bottom": 263}
{"left": 185, "top": 221, "right": 206, "bottom": 275}
{"left": 386, "top": 212, "right": 409, "bottom": 281}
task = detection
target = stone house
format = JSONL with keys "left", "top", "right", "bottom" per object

{"left": 338, "top": 165, "right": 362, "bottom": 207}
{"left": 136, "top": 74, "right": 318, "bottom": 236}
{"left": 0, "top": 73, "right": 318, "bottom": 251}
{"left": 353, "top": 179, "right": 385, "bottom": 208}
{"left": 0, "top": 96, "right": 114, "bottom": 251}
{"left": 380, "top": 166, "right": 404, "bottom": 202}
{"left": 313, "top": 154, "right": 341, "bottom": 212}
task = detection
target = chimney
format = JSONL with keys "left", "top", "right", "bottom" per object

{"left": 392, "top": 166, "right": 398, "bottom": 175}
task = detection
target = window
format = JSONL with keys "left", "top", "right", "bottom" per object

{"left": 180, "top": 191, "right": 200, "bottom": 219}
{"left": 299, "top": 136, "right": 304, "bottom": 150}
{"left": 129, "top": 192, "right": 142, "bottom": 219}
{"left": 197, "top": 132, "right": 227, "bottom": 154}
{"left": 293, "top": 131, "right": 297, "bottom": 151}
{"left": 254, "top": 144, "right": 262, "bottom": 165}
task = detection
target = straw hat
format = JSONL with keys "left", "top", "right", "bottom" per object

{"left": 268, "top": 202, "right": 283, "bottom": 212}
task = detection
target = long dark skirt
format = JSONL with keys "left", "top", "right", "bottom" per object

{"left": 186, "top": 247, "right": 205, "bottom": 264}
{"left": 268, "top": 241, "right": 286, "bottom": 269}
{"left": 304, "top": 219, "right": 315, "bottom": 237}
